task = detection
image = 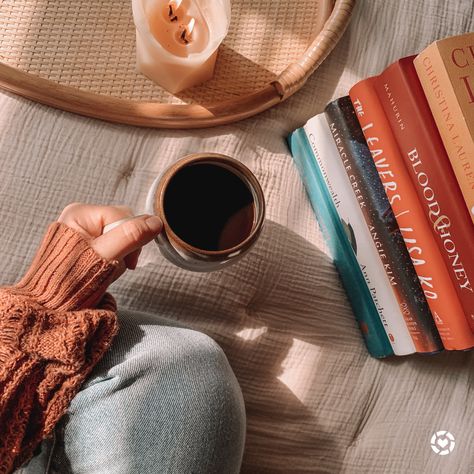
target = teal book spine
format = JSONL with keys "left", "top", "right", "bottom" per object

{"left": 288, "top": 127, "right": 393, "bottom": 358}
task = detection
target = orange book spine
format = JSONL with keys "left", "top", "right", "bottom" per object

{"left": 414, "top": 34, "right": 474, "bottom": 224}
{"left": 350, "top": 78, "right": 474, "bottom": 351}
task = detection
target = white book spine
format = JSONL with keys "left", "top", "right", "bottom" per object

{"left": 304, "top": 114, "right": 415, "bottom": 355}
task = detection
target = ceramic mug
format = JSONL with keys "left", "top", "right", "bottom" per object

{"left": 142, "top": 153, "right": 265, "bottom": 272}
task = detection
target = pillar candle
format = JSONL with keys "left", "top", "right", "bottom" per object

{"left": 132, "top": 0, "right": 231, "bottom": 94}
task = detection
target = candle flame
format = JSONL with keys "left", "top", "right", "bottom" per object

{"left": 168, "top": 1, "right": 182, "bottom": 12}
{"left": 168, "top": 0, "right": 183, "bottom": 9}
{"left": 187, "top": 18, "right": 195, "bottom": 36}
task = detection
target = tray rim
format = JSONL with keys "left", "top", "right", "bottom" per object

{"left": 0, "top": 0, "right": 355, "bottom": 129}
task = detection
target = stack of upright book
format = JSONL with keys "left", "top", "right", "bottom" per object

{"left": 288, "top": 32, "right": 474, "bottom": 358}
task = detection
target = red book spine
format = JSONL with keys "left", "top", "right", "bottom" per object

{"left": 373, "top": 56, "right": 474, "bottom": 348}
{"left": 350, "top": 77, "right": 466, "bottom": 352}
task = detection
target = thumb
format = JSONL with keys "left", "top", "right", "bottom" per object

{"left": 91, "top": 215, "right": 162, "bottom": 262}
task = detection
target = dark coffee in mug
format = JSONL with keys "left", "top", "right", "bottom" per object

{"left": 162, "top": 162, "right": 255, "bottom": 251}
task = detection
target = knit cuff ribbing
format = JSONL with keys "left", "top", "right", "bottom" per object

{"left": 13, "top": 222, "right": 119, "bottom": 311}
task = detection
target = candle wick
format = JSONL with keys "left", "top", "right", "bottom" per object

{"left": 180, "top": 29, "right": 189, "bottom": 44}
{"left": 178, "top": 18, "right": 195, "bottom": 45}
{"left": 167, "top": 0, "right": 182, "bottom": 22}
{"left": 168, "top": 5, "right": 178, "bottom": 22}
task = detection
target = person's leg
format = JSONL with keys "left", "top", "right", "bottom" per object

{"left": 19, "top": 310, "right": 246, "bottom": 474}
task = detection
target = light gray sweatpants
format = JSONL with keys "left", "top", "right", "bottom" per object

{"left": 19, "top": 310, "right": 246, "bottom": 474}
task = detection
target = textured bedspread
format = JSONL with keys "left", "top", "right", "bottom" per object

{"left": 1, "top": 1, "right": 473, "bottom": 472}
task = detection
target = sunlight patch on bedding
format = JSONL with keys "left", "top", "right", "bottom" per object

{"left": 236, "top": 326, "right": 268, "bottom": 341}
{"left": 277, "top": 338, "right": 323, "bottom": 404}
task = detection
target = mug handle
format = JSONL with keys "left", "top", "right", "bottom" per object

{"left": 102, "top": 215, "right": 147, "bottom": 234}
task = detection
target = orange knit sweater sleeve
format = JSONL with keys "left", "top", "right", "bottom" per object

{"left": 0, "top": 223, "right": 120, "bottom": 474}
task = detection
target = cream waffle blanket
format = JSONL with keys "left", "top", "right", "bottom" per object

{"left": 1, "top": 0, "right": 473, "bottom": 472}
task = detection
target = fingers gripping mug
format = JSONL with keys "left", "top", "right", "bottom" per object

{"left": 144, "top": 153, "right": 265, "bottom": 272}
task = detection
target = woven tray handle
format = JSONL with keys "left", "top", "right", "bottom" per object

{"left": 275, "top": 0, "right": 355, "bottom": 99}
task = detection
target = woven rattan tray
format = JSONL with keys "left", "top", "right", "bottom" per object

{"left": 0, "top": 0, "right": 354, "bottom": 128}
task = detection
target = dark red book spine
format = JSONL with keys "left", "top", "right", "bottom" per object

{"left": 373, "top": 56, "right": 474, "bottom": 348}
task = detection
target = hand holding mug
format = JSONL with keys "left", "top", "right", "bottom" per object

{"left": 59, "top": 153, "right": 265, "bottom": 276}
{"left": 58, "top": 203, "right": 163, "bottom": 280}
